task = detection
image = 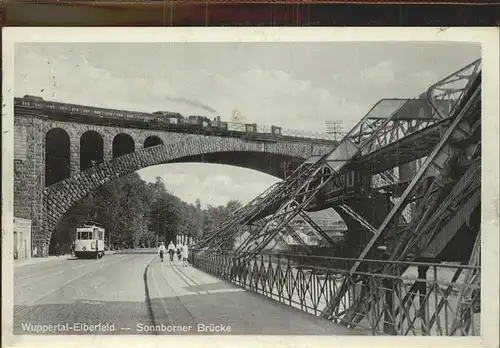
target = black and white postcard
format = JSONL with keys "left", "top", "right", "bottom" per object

{"left": 2, "top": 27, "right": 499, "bottom": 348}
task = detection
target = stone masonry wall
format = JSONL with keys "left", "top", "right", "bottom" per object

{"left": 14, "top": 116, "right": 47, "bottom": 256}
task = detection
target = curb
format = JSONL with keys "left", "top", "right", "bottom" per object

{"left": 143, "top": 255, "right": 159, "bottom": 335}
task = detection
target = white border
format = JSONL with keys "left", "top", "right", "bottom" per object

{"left": 2, "top": 27, "right": 499, "bottom": 348}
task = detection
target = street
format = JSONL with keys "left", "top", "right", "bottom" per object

{"left": 14, "top": 252, "right": 360, "bottom": 335}
{"left": 14, "top": 253, "right": 153, "bottom": 335}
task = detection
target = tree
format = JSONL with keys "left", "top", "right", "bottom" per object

{"left": 195, "top": 199, "right": 203, "bottom": 238}
{"left": 52, "top": 174, "right": 242, "bottom": 252}
{"left": 199, "top": 199, "right": 243, "bottom": 249}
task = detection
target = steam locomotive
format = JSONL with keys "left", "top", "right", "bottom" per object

{"left": 151, "top": 111, "right": 230, "bottom": 133}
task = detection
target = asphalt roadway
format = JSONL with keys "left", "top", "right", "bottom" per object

{"left": 14, "top": 251, "right": 360, "bottom": 335}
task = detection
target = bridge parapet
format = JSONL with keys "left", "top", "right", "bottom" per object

{"left": 14, "top": 96, "right": 338, "bottom": 145}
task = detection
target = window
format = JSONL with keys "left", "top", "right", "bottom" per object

{"left": 78, "top": 231, "right": 92, "bottom": 240}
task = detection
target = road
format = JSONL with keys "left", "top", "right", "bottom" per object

{"left": 14, "top": 252, "right": 360, "bottom": 335}
{"left": 14, "top": 253, "right": 153, "bottom": 335}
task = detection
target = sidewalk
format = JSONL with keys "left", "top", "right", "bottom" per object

{"left": 13, "top": 255, "right": 71, "bottom": 268}
{"left": 146, "top": 259, "right": 362, "bottom": 335}
{"left": 14, "top": 250, "right": 120, "bottom": 268}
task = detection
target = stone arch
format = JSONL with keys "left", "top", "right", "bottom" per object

{"left": 144, "top": 136, "right": 163, "bottom": 148}
{"left": 41, "top": 137, "right": 322, "bottom": 247}
{"left": 45, "top": 128, "right": 71, "bottom": 187}
{"left": 168, "top": 151, "right": 305, "bottom": 179}
{"left": 80, "top": 130, "right": 104, "bottom": 171}
{"left": 112, "top": 133, "right": 135, "bottom": 158}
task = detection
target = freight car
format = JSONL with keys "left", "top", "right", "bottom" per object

{"left": 16, "top": 95, "right": 331, "bottom": 146}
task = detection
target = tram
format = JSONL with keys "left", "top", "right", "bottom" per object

{"left": 74, "top": 224, "right": 106, "bottom": 259}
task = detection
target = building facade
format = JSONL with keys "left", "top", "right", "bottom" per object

{"left": 14, "top": 217, "right": 32, "bottom": 260}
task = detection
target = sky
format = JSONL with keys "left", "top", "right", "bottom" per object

{"left": 14, "top": 42, "right": 480, "bottom": 208}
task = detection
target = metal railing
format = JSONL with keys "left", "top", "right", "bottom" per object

{"left": 191, "top": 250, "right": 480, "bottom": 336}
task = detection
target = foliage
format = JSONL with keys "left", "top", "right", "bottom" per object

{"left": 200, "top": 199, "right": 243, "bottom": 249}
{"left": 53, "top": 174, "right": 240, "bottom": 250}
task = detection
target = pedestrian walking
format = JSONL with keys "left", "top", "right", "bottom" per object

{"left": 176, "top": 242, "right": 183, "bottom": 263}
{"left": 182, "top": 244, "right": 189, "bottom": 267}
{"left": 167, "top": 241, "right": 176, "bottom": 262}
{"left": 55, "top": 242, "right": 61, "bottom": 257}
{"left": 158, "top": 242, "right": 166, "bottom": 262}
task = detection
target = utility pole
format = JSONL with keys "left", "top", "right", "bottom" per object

{"left": 325, "top": 120, "right": 344, "bottom": 141}
{"left": 157, "top": 198, "right": 161, "bottom": 245}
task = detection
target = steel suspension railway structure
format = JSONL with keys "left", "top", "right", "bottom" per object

{"left": 190, "top": 60, "right": 482, "bottom": 336}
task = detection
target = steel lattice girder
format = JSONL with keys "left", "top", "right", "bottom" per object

{"left": 197, "top": 59, "right": 481, "bottom": 260}
{"left": 198, "top": 155, "right": 330, "bottom": 250}
{"left": 237, "top": 101, "right": 435, "bottom": 254}
{"left": 351, "top": 76, "right": 481, "bottom": 274}
{"left": 239, "top": 62, "right": 481, "bottom": 254}
{"left": 320, "top": 71, "right": 481, "bottom": 326}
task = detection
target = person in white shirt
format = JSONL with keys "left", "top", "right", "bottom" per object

{"left": 176, "top": 242, "right": 183, "bottom": 263}
{"left": 182, "top": 244, "right": 189, "bottom": 266}
{"left": 158, "top": 242, "right": 166, "bottom": 262}
{"left": 167, "top": 241, "right": 176, "bottom": 261}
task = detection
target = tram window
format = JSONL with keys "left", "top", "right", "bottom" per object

{"left": 98, "top": 231, "right": 104, "bottom": 240}
{"left": 78, "top": 231, "right": 92, "bottom": 240}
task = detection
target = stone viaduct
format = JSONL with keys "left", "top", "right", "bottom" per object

{"left": 13, "top": 97, "right": 336, "bottom": 256}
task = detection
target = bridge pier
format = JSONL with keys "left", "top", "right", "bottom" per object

{"left": 14, "top": 118, "right": 49, "bottom": 257}
{"left": 69, "top": 135, "right": 80, "bottom": 175}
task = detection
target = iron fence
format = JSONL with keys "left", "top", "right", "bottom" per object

{"left": 191, "top": 250, "right": 480, "bottom": 336}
